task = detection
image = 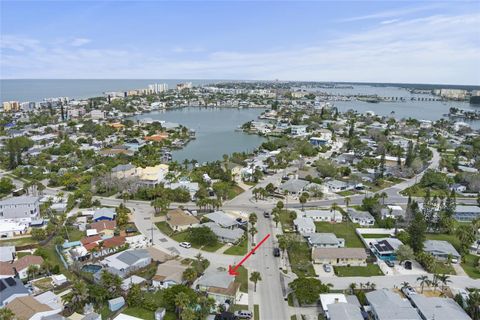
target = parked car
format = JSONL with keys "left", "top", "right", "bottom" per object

{"left": 179, "top": 242, "right": 191, "bottom": 249}
{"left": 273, "top": 248, "right": 281, "bottom": 257}
{"left": 401, "top": 286, "right": 417, "bottom": 297}
{"left": 385, "top": 260, "right": 395, "bottom": 267}
{"left": 323, "top": 264, "right": 332, "bottom": 272}
{"left": 234, "top": 310, "right": 252, "bottom": 319}
{"left": 263, "top": 212, "right": 270, "bottom": 218}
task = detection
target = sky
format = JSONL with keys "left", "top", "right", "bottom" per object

{"left": 1, "top": 0, "right": 479, "bottom": 84}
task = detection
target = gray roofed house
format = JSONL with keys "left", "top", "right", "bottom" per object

{"left": 348, "top": 209, "right": 375, "bottom": 226}
{"left": 100, "top": 249, "right": 152, "bottom": 279}
{"left": 293, "top": 217, "right": 316, "bottom": 235}
{"left": 423, "top": 240, "right": 461, "bottom": 263}
{"left": 366, "top": 289, "right": 422, "bottom": 320}
{"left": 409, "top": 295, "right": 471, "bottom": 320}
{"left": 306, "top": 233, "right": 345, "bottom": 248}
{"left": 328, "top": 303, "right": 363, "bottom": 320}
{"left": 0, "top": 277, "right": 30, "bottom": 307}
{"left": 202, "top": 222, "right": 244, "bottom": 243}
{"left": 112, "top": 163, "right": 135, "bottom": 172}
{"left": 0, "top": 246, "right": 15, "bottom": 262}
{"left": 117, "top": 249, "right": 150, "bottom": 265}
{"left": 0, "top": 196, "right": 40, "bottom": 224}
{"left": 454, "top": 205, "right": 480, "bottom": 221}
{"left": 204, "top": 211, "right": 238, "bottom": 229}
{"left": 279, "top": 179, "right": 309, "bottom": 195}
{"left": 325, "top": 180, "right": 353, "bottom": 192}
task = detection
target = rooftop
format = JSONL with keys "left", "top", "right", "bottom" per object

{"left": 410, "top": 295, "right": 471, "bottom": 320}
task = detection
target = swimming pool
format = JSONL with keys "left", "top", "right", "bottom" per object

{"left": 81, "top": 264, "right": 102, "bottom": 273}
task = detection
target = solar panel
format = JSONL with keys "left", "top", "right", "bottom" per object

{"left": 5, "top": 277, "right": 16, "bottom": 286}
{"left": 0, "top": 281, "right": 6, "bottom": 291}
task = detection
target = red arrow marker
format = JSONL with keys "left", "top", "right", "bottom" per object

{"left": 228, "top": 233, "right": 271, "bottom": 276}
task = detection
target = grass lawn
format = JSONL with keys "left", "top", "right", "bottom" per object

{"left": 235, "top": 266, "right": 248, "bottom": 293}
{"left": 425, "top": 233, "right": 461, "bottom": 252}
{"left": 0, "top": 236, "right": 36, "bottom": 247}
{"left": 362, "top": 234, "right": 392, "bottom": 239}
{"left": 291, "top": 316, "right": 297, "bottom": 320}
{"left": 337, "top": 190, "right": 356, "bottom": 196}
{"left": 288, "top": 240, "right": 316, "bottom": 277}
{"left": 334, "top": 263, "right": 383, "bottom": 277}
{"left": 230, "top": 304, "right": 249, "bottom": 312}
{"left": 462, "top": 254, "right": 480, "bottom": 279}
{"left": 224, "top": 238, "right": 248, "bottom": 256}
{"left": 16, "top": 251, "right": 32, "bottom": 258}
{"left": 315, "top": 222, "right": 364, "bottom": 248}
{"left": 99, "top": 305, "right": 114, "bottom": 320}
{"left": 401, "top": 185, "right": 449, "bottom": 198}
{"left": 278, "top": 210, "right": 297, "bottom": 233}
{"left": 32, "top": 277, "right": 54, "bottom": 291}
{"left": 228, "top": 185, "right": 245, "bottom": 199}
{"left": 432, "top": 261, "right": 456, "bottom": 275}
{"left": 155, "top": 222, "right": 174, "bottom": 236}
{"left": 122, "top": 307, "right": 178, "bottom": 320}
{"left": 66, "top": 227, "right": 84, "bottom": 242}
{"left": 254, "top": 305, "right": 260, "bottom": 320}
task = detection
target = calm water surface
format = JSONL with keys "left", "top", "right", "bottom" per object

{"left": 132, "top": 107, "right": 266, "bottom": 163}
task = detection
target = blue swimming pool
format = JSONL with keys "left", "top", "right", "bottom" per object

{"left": 81, "top": 264, "right": 102, "bottom": 273}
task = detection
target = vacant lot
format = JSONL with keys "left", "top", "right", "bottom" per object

{"left": 334, "top": 263, "right": 383, "bottom": 277}
{"left": 315, "top": 222, "right": 364, "bottom": 248}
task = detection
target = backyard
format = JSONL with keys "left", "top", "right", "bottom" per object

{"left": 315, "top": 222, "right": 364, "bottom": 248}
{"left": 287, "top": 240, "right": 316, "bottom": 277}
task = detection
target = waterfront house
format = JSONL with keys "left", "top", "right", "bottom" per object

{"left": 312, "top": 248, "right": 367, "bottom": 266}
{"left": 290, "top": 125, "right": 308, "bottom": 136}
{"left": 137, "top": 164, "right": 169, "bottom": 187}
{"left": 307, "top": 233, "right": 345, "bottom": 248}
{"left": 293, "top": 217, "right": 316, "bottom": 235}
{"left": 166, "top": 208, "right": 200, "bottom": 232}
{"left": 366, "top": 289, "right": 421, "bottom": 320}
{"left": 423, "top": 240, "right": 460, "bottom": 263}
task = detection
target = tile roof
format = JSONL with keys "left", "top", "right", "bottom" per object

{"left": 81, "top": 235, "right": 102, "bottom": 245}
{"left": 90, "top": 220, "right": 117, "bottom": 231}
{"left": 0, "top": 255, "right": 44, "bottom": 276}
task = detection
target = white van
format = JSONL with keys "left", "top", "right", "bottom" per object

{"left": 234, "top": 310, "right": 253, "bottom": 319}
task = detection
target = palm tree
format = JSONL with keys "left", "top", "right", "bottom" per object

{"left": 250, "top": 271, "right": 262, "bottom": 292}
{"left": 69, "top": 280, "right": 88, "bottom": 312}
{"left": 249, "top": 213, "right": 258, "bottom": 226}
{"left": 198, "top": 296, "right": 216, "bottom": 319}
{"left": 330, "top": 202, "right": 339, "bottom": 220}
{"left": 467, "top": 289, "right": 480, "bottom": 320}
{"left": 349, "top": 282, "right": 357, "bottom": 294}
{"left": 249, "top": 226, "right": 257, "bottom": 242}
{"left": 401, "top": 281, "right": 410, "bottom": 289}
{"left": 299, "top": 192, "right": 309, "bottom": 211}
{"left": 27, "top": 264, "right": 39, "bottom": 280}
{"left": 344, "top": 196, "right": 351, "bottom": 209}
{"left": 438, "top": 274, "right": 451, "bottom": 292}
{"left": 272, "top": 214, "right": 280, "bottom": 228}
{"left": 417, "top": 275, "right": 429, "bottom": 293}
{"left": 174, "top": 292, "right": 190, "bottom": 318}
{"left": 380, "top": 192, "right": 388, "bottom": 205}
{"left": 369, "top": 283, "right": 376, "bottom": 290}
{"left": 431, "top": 275, "right": 440, "bottom": 293}
{"left": 182, "top": 268, "right": 197, "bottom": 285}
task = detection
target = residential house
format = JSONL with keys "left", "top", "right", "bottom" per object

{"left": 381, "top": 205, "right": 405, "bottom": 220}
{"left": 0, "top": 277, "right": 30, "bottom": 307}
{"left": 204, "top": 211, "right": 238, "bottom": 229}
{"left": 293, "top": 217, "right": 316, "bottom": 235}
{"left": 100, "top": 249, "right": 152, "bottom": 278}
{"left": 320, "top": 294, "right": 347, "bottom": 319}
{"left": 348, "top": 209, "right": 375, "bottom": 227}
{"left": 454, "top": 205, "right": 480, "bottom": 221}
{"left": 166, "top": 208, "right": 200, "bottom": 232}
{"left": 151, "top": 260, "right": 188, "bottom": 289}
{"left": 5, "top": 295, "right": 62, "bottom": 320}
{"left": 93, "top": 208, "right": 116, "bottom": 222}
{"left": 0, "top": 222, "right": 28, "bottom": 238}
{"left": 202, "top": 222, "right": 244, "bottom": 244}
{"left": 375, "top": 155, "right": 405, "bottom": 167}
{"left": 312, "top": 248, "right": 367, "bottom": 266}
{"left": 166, "top": 181, "right": 199, "bottom": 200}
{"left": 86, "top": 236, "right": 126, "bottom": 259}
{"left": 290, "top": 125, "right": 308, "bottom": 136}
{"left": 279, "top": 179, "right": 309, "bottom": 196}
{"left": 423, "top": 240, "right": 461, "bottom": 263}
{"left": 302, "top": 209, "right": 343, "bottom": 223}
{"left": 325, "top": 180, "right": 353, "bottom": 193}
{"left": 0, "top": 246, "right": 16, "bottom": 262}
{"left": 111, "top": 164, "right": 137, "bottom": 179}
{"left": 195, "top": 270, "right": 241, "bottom": 305}
{"left": 121, "top": 275, "right": 146, "bottom": 291}
{"left": 366, "top": 289, "right": 421, "bottom": 320}
{"left": 409, "top": 295, "right": 471, "bottom": 320}
{"left": 0, "top": 196, "right": 40, "bottom": 224}
{"left": 370, "top": 238, "right": 403, "bottom": 261}
{"left": 450, "top": 183, "right": 467, "bottom": 193}
{"left": 0, "top": 255, "right": 44, "bottom": 279}
{"left": 137, "top": 164, "right": 169, "bottom": 187}
{"left": 89, "top": 220, "right": 116, "bottom": 236}
{"left": 328, "top": 303, "right": 363, "bottom": 320}
{"left": 307, "top": 233, "right": 345, "bottom": 248}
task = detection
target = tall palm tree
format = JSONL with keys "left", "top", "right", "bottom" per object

{"left": 174, "top": 292, "right": 190, "bottom": 318}
{"left": 182, "top": 268, "right": 197, "bottom": 285}
{"left": 344, "top": 196, "right": 351, "bottom": 209}
{"left": 431, "top": 276, "right": 439, "bottom": 293}
{"left": 438, "top": 274, "right": 451, "bottom": 292}
{"left": 349, "top": 282, "right": 357, "bottom": 295}
{"left": 249, "top": 226, "right": 257, "bottom": 242}
{"left": 250, "top": 271, "right": 262, "bottom": 292}
{"left": 417, "top": 275, "right": 429, "bottom": 293}
{"left": 467, "top": 290, "right": 480, "bottom": 320}
{"left": 380, "top": 192, "right": 388, "bottom": 205}
{"left": 401, "top": 281, "right": 410, "bottom": 289}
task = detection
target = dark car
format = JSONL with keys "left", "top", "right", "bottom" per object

{"left": 273, "top": 248, "right": 281, "bottom": 257}
{"left": 214, "top": 312, "right": 237, "bottom": 320}
{"left": 263, "top": 212, "right": 270, "bottom": 218}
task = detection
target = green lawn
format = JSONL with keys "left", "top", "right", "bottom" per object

{"left": 315, "top": 222, "right": 364, "bottom": 248}
{"left": 229, "top": 304, "right": 249, "bottom": 313}
{"left": 334, "top": 263, "right": 383, "bottom": 277}
{"left": 254, "top": 305, "right": 260, "bottom": 320}
{"left": 278, "top": 210, "right": 296, "bottom": 233}
{"left": 235, "top": 266, "right": 248, "bottom": 293}
{"left": 66, "top": 227, "right": 84, "bottom": 242}
{"left": 158, "top": 223, "right": 223, "bottom": 252}
{"left": 362, "top": 234, "right": 392, "bottom": 239}
{"left": 288, "top": 240, "right": 316, "bottom": 277}
{"left": 0, "top": 236, "right": 36, "bottom": 247}
{"left": 16, "top": 251, "right": 32, "bottom": 258}
{"left": 155, "top": 222, "right": 174, "bottom": 236}
{"left": 462, "top": 254, "right": 480, "bottom": 279}
{"left": 224, "top": 238, "right": 248, "bottom": 255}
{"left": 122, "top": 307, "right": 178, "bottom": 320}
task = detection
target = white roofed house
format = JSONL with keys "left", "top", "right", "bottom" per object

{"left": 279, "top": 179, "right": 309, "bottom": 196}
{"left": 0, "top": 196, "right": 40, "bottom": 225}
{"left": 366, "top": 289, "right": 421, "bottom": 320}
{"left": 99, "top": 249, "right": 152, "bottom": 279}
{"left": 302, "top": 209, "right": 343, "bottom": 223}
{"left": 325, "top": 180, "right": 354, "bottom": 193}
{"left": 348, "top": 209, "right": 375, "bottom": 227}
{"left": 381, "top": 205, "right": 405, "bottom": 220}
{"left": 204, "top": 211, "right": 238, "bottom": 229}
{"left": 409, "top": 295, "right": 471, "bottom": 320}
{"left": 194, "top": 270, "right": 241, "bottom": 305}
{"left": 293, "top": 217, "right": 316, "bottom": 236}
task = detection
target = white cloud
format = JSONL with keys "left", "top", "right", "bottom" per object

{"left": 70, "top": 38, "right": 91, "bottom": 47}
{"left": 1, "top": 13, "right": 479, "bottom": 84}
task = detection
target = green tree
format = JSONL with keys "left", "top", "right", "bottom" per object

{"left": 289, "top": 277, "right": 331, "bottom": 305}
{"left": 0, "top": 308, "right": 15, "bottom": 320}
{"left": 250, "top": 271, "right": 262, "bottom": 292}
{"left": 467, "top": 289, "right": 480, "bottom": 320}
{"left": 395, "top": 244, "right": 415, "bottom": 264}
{"left": 174, "top": 292, "right": 190, "bottom": 318}
{"left": 187, "top": 226, "right": 218, "bottom": 247}
{"left": 408, "top": 206, "right": 427, "bottom": 253}
{"left": 182, "top": 268, "right": 197, "bottom": 285}
{"left": 0, "top": 177, "right": 15, "bottom": 195}
{"left": 456, "top": 224, "right": 476, "bottom": 255}
{"left": 68, "top": 280, "right": 89, "bottom": 312}
{"left": 126, "top": 283, "right": 143, "bottom": 306}
{"left": 299, "top": 192, "right": 309, "bottom": 211}
{"left": 416, "top": 275, "right": 429, "bottom": 293}
{"left": 249, "top": 226, "right": 257, "bottom": 242}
